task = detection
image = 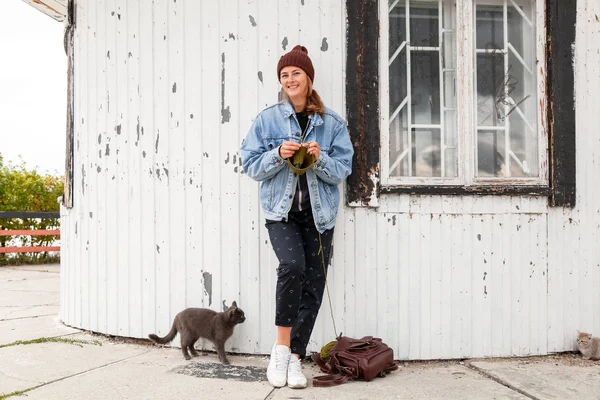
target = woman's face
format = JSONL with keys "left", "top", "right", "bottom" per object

{"left": 279, "top": 66, "right": 309, "bottom": 100}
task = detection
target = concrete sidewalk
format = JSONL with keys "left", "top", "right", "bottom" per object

{"left": 1, "top": 264, "right": 599, "bottom": 400}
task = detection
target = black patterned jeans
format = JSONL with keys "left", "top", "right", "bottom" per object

{"left": 265, "top": 210, "right": 334, "bottom": 358}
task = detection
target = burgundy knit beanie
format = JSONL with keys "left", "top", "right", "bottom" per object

{"left": 276, "top": 45, "right": 315, "bottom": 83}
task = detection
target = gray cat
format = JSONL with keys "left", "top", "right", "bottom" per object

{"left": 148, "top": 301, "right": 246, "bottom": 364}
{"left": 577, "top": 331, "right": 600, "bottom": 360}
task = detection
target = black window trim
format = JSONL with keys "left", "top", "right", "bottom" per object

{"left": 345, "top": 0, "right": 576, "bottom": 207}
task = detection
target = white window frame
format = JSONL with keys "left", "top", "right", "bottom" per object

{"left": 379, "top": 0, "right": 548, "bottom": 187}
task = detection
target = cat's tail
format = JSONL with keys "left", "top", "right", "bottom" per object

{"left": 148, "top": 322, "right": 177, "bottom": 345}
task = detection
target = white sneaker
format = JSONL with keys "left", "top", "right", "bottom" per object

{"left": 267, "top": 344, "right": 290, "bottom": 387}
{"left": 287, "top": 355, "right": 308, "bottom": 389}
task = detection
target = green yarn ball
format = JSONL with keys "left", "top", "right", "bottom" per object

{"left": 320, "top": 341, "right": 337, "bottom": 362}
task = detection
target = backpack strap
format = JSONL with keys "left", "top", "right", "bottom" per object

{"left": 312, "top": 373, "right": 353, "bottom": 387}
{"left": 379, "top": 361, "right": 400, "bottom": 377}
{"left": 310, "top": 352, "right": 333, "bottom": 373}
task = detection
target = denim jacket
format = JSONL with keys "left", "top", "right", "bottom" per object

{"left": 240, "top": 100, "right": 354, "bottom": 233}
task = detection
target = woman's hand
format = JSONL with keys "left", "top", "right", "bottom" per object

{"left": 303, "top": 141, "right": 320, "bottom": 160}
{"left": 279, "top": 141, "right": 301, "bottom": 159}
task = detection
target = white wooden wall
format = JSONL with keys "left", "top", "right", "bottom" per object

{"left": 60, "top": 0, "right": 600, "bottom": 360}
{"left": 547, "top": 0, "right": 600, "bottom": 354}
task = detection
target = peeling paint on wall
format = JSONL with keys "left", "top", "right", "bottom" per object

{"left": 258, "top": 71, "right": 263, "bottom": 83}
{"left": 155, "top": 132, "right": 160, "bottom": 153}
{"left": 282, "top": 37, "right": 288, "bottom": 50}
{"left": 81, "top": 164, "right": 85, "bottom": 195}
{"left": 136, "top": 118, "right": 140, "bottom": 146}
{"left": 249, "top": 15, "right": 257, "bottom": 27}
{"left": 221, "top": 53, "right": 231, "bottom": 123}
{"left": 321, "top": 37, "right": 328, "bottom": 51}
{"left": 203, "top": 271, "right": 213, "bottom": 306}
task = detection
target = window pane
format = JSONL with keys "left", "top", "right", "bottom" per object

{"left": 410, "top": 1, "right": 439, "bottom": 47}
{"left": 387, "top": 0, "right": 457, "bottom": 178}
{"left": 474, "top": 0, "right": 538, "bottom": 178}
{"left": 507, "top": 0, "right": 538, "bottom": 177}
{"left": 476, "top": 53, "right": 505, "bottom": 126}
{"left": 412, "top": 128, "right": 442, "bottom": 177}
{"left": 389, "top": 106, "right": 409, "bottom": 176}
{"left": 411, "top": 52, "right": 440, "bottom": 125}
{"left": 389, "top": 126, "right": 443, "bottom": 177}
{"left": 477, "top": 130, "right": 507, "bottom": 177}
{"left": 476, "top": 6, "right": 504, "bottom": 49}
{"left": 389, "top": 44, "right": 408, "bottom": 117}
{"left": 389, "top": 0, "right": 406, "bottom": 52}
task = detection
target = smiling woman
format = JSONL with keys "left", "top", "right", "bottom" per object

{"left": 241, "top": 44, "right": 354, "bottom": 389}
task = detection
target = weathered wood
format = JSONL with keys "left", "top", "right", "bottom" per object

{"left": 0, "top": 246, "right": 60, "bottom": 254}
{"left": 63, "top": 0, "right": 75, "bottom": 209}
{"left": 381, "top": 185, "right": 552, "bottom": 196}
{"left": 346, "top": 0, "right": 380, "bottom": 207}
{"left": 0, "top": 230, "right": 60, "bottom": 237}
{"left": 0, "top": 212, "right": 60, "bottom": 219}
{"left": 546, "top": 0, "right": 577, "bottom": 207}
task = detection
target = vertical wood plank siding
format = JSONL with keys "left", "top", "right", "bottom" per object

{"left": 60, "top": 0, "right": 597, "bottom": 359}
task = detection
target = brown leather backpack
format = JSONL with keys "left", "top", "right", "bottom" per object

{"left": 310, "top": 335, "right": 399, "bottom": 387}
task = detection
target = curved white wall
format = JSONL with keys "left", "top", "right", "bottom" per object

{"left": 60, "top": 0, "right": 600, "bottom": 359}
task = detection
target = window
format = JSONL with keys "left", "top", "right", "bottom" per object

{"left": 380, "top": 0, "right": 547, "bottom": 186}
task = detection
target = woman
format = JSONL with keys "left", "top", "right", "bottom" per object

{"left": 241, "top": 45, "right": 354, "bottom": 389}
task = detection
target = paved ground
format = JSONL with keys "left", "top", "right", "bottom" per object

{"left": 1, "top": 264, "right": 600, "bottom": 400}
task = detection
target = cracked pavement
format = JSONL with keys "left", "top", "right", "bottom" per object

{"left": 2, "top": 264, "right": 600, "bottom": 400}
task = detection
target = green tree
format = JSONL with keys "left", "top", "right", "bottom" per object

{"left": 0, "top": 154, "right": 63, "bottom": 265}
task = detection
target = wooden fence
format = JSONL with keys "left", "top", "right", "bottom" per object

{"left": 0, "top": 212, "right": 60, "bottom": 254}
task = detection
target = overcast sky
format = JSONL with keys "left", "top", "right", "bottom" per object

{"left": 0, "top": 1, "right": 66, "bottom": 176}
